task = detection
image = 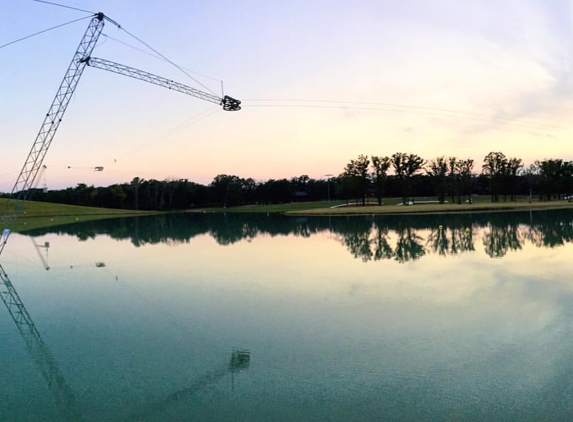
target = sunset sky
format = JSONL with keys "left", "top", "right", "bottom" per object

{"left": 1, "top": 0, "right": 573, "bottom": 190}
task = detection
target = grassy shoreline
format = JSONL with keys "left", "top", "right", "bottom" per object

{"left": 284, "top": 200, "right": 573, "bottom": 216}
{"left": 3, "top": 197, "right": 572, "bottom": 232}
{"left": 0, "top": 198, "right": 159, "bottom": 232}
{"left": 197, "top": 196, "right": 573, "bottom": 216}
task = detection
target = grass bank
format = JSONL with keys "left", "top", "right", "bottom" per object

{"left": 0, "top": 198, "right": 158, "bottom": 232}
{"left": 286, "top": 199, "right": 573, "bottom": 216}
{"left": 197, "top": 196, "right": 573, "bottom": 216}
{"left": 198, "top": 201, "right": 344, "bottom": 214}
{"left": 3, "top": 197, "right": 572, "bottom": 231}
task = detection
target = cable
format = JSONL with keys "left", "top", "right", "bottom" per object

{"left": 94, "top": 34, "right": 108, "bottom": 49}
{"left": 244, "top": 98, "right": 560, "bottom": 130}
{"left": 99, "top": 33, "right": 164, "bottom": 60}
{"left": 117, "top": 26, "right": 218, "bottom": 95}
{"left": 243, "top": 103, "right": 558, "bottom": 132}
{"left": 0, "top": 15, "right": 92, "bottom": 50}
{"left": 24, "top": 4, "right": 222, "bottom": 95}
{"left": 32, "top": 0, "right": 95, "bottom": 14}
{"left": 113, "top": 107, "right": 221, "bottom": 162}
{"left": 100, "top": 33, "right": 224, "bottom": 82}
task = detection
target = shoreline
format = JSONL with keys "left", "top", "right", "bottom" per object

{"left": 285, "top": 200, "right": 573, "bottom": 216}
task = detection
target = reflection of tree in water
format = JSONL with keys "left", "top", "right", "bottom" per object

{"left": 20, "top": 209, "right": 573, "bottom": 262}
{"left": 337, "top": 215, "right": 474, "bottom": 263}
{"left": 336, "top": 218, "right": 375, "bottom": 262}
{"left": 522, "top": 210, "right": 573, "bottom": 248}
{"left": 426, "top": 225, "right": 475, "bottom": 256}
{"left": 334, "top": 219, "right": 400, "bottom": 262}
{"left": 373, "top": 226, "right": 394, "bottom": 261}
{"left": 458, "top": 227, "right": 475, "bottom": 253}
{"left": 209, "top": 214, "right": 259, "bottom": 246}
{"left": 482, "top": 217, "right": 522, "bottom": 258}
{"left": 394, "top": 226, "right": 426, "bottom": 263}
{"left": 426, "top": 227, "right": 449, "bottom": 256}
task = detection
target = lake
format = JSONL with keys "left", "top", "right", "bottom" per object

{"left": 1, "top": 209, "right": 572, "bottom": 421}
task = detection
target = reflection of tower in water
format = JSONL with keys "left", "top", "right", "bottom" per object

{"left": 230, "top": 349, "right": 251, "bottom": 391}
{"left": 0, "top": 262, "right": 251, "bottom": 420}
{"left": 126, "top": 349, "right": 251, "bottom": 421}
{"left": 0, "top": 263, "right": 83, "bottom": 421}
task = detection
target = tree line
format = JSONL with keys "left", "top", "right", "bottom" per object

{"left": 5, "top": 151, "right": 573, "bottom": 210}
{"left": 340, "top": 151, "right": 573, "bottom": 205}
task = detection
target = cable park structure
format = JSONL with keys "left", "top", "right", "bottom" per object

{"left": 0, "top": 11, "right": 241, "bottom": 257}
{"left": 0, "top": 10, "right": 244, "bottom": 420}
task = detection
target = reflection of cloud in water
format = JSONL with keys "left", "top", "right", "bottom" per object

{"left": 353, "top": 274, "right": 573, "bottom": 415}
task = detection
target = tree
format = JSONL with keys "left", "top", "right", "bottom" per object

{"left": 426, "top": 156, "right": 448, "bottom": 204}
{"left": 112, "top": 184, "right": 127, "bottom": 208}
{"left": 164, "top": 178, "right": 179, "bottom": 210}
{"left": 536, "top": 158, "right": 573, "bottom": 200}
{"left": 482, "top": 152, "right": 507, "bottom": 202}
{"left": 448, "top": 157, "right": 459, "bottom": 203}
{"left": 562, "top": 161, "right": 573, "bottom": 200}
{"left": 392, "top": 153, "right": 425, "bottom": 204}
{"left": 131, "top": 177, "right": 141, "bottom": 210}
{"left": 459, "top": 159, "right": 474, "bottom": 204}
{"left": 291, "top": 175, "right": 310, "bottom": 202}
{"left": 522, "top": 162, "right": 541, "bottom": 201}
{"left": 391, "top": 153, "right": 407, "bottom": 203}
{"left": 342, "top": 155, "right": 370, "bottom": 205}
{"left": 371, "top": 156, "right": 391, "bottom": 205}
{"left": 241, "top": 177, "right": 258, "bottom": 204}
{"left": 539, "top": 159, "right": 562, "bottom": 200}
{"left": 256, "top": 178, "right": 293, "bottom": 204}
{"left": 211, "top": 174, "right": 243, "bottom": 207}
{"left": 506, "top": 157, "right": 523, "bottom": 202}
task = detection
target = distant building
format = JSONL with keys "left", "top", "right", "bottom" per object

{"left": 294, "top": 191, "right": 308, "bottom": 202}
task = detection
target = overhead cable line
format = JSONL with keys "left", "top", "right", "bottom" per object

{"left": 33, "top": 0, "right": 212, "bottom": 92}
{"left": 99, "top": 33, "right": 164, "bottom": 60}
{"left": 0, "top": 15, "right": 92, "bottom": 50}
{"left": 100, "top": 33, "right": 224, "bottom": 82}
{"left": 112, "top": 107, "right": 222, "bottom": 162}
{"left": 32, "top": 0, "right": 95, "bottom": 14}
{"left": 244, "top": 98, "right": 560, "bottom": 130}
{"left": 115, "top": 26, "right": 218, "bottom": 96}
{"left": 243, "top": 102, "right": 558, "bottom": 131}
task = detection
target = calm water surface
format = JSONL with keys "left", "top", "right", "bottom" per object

{"left": 1, "top": 210, "right": 573, "bottom": 421}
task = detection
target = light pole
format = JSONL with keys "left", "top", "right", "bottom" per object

{"left": 325, "top": 174, "right": 333, "bottom": 202}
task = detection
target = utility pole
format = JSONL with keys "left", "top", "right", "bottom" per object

{"left": 325, "top": 174, "right": 333, "bottom": 202}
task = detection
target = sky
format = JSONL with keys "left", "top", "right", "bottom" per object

{"left": 1, "top": 0, "right": 573, "bottom": 190}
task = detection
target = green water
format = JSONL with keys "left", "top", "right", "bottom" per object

{"left": 1, "top": 210, "right": 572, "bottom": 421}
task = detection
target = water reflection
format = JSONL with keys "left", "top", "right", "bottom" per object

{"left": 0, "top": 264, "right": 83, "bottom": 421}
{"left": 127, "top": 350, "right": 250, "bottom": 421}
{"left": 0, "top": 260, "right": 250, "bottom": 421}
{"left": 483, "top": 218, "right": 522, "bottom": 258}
{"left": 426, "top": 225, "right": 475, "bottom": 256}
{"left": 20, "top": 209, "right": 573, "bottom": 262}
{"left": 394, "top": 225, "right": 426, "bottom": 263}
{"left": 7, "top": 210, "right": 573, "bottom": 420}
